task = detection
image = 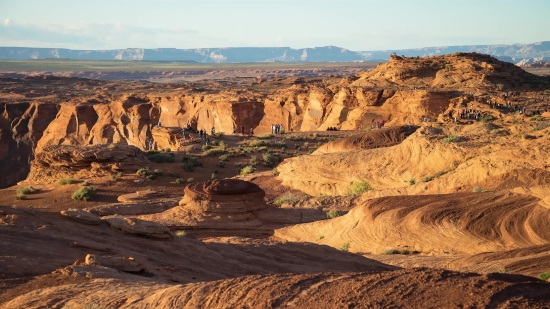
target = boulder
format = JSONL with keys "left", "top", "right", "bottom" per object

{"left": 105, "top": 217, "right": 172, "bottom": 239}
{"left": 60, "top": 209, "right": 101, "bottom": 225}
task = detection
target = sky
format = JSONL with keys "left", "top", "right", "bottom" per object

{"left": 1, "top": 0, "right": 549, "bottom": 51}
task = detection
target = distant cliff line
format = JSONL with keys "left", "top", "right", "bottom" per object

{"left": 1, "top": 41, "right": 549, "bottom": 64}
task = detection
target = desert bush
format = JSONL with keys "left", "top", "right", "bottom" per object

{"left": 319, "top": 235, "right": 325, "bottom": 240}
{"left": 422, "top": 176, "right": 434, "bottom": 182}
{"left": 203, "top": 147, "right": 227, "bottom": 156}
{"left": 472, "top": 187, "right": 483, "bottom": 193}
{"left": 340, "top": 241, "right": 351, "bottom": 252}
{"left": 15, "top": 193, "right": 27, "bottom": 200}
{"left": 308, "top": 149, "right": 315, "bottom": 154}
{"left": 136, "top": 168, "right": 148, "bottom": 177}
{"left": 181, "top": 163, "right": 194, "bottom": 172}
{"left": 256, "top": 146, "right": 268, "bottom": 152}
{"left": 538, "top": 272, "right": 550, "bottom": 281}
{"left": 211, "top": 140, "right": 219, "bottom": 146}
{"left": 312, "top": 133, "right": 318, "bottom": 139}
{"left": 495, "top": 84, "right": 504, "bottom": 91}
{"left": 147, "top": 153, "right": 175, "bottom": 163}
{"left": 153, "top": 169, "right": 163, "bottom": 176}
{"left": 531, "top": 115, "right": 544, "bottom": 122}
{"left": 107, "top": 143, "right": 118, "bottom": 149}
{"left": 59, "top": 178, "right": 77, "bottom": 185}
{"left": 442, "top": 135, "right": 460, "bottom": 143}
{"left": 219, "top": 154, "right": 229, "bottom": 161}
{"left": 240, "top": 165, "right": 256, "bottom": 175}
{"left": 175, "top": 230, "right": 186, "bottom": 237}
{"left": 211, "top": 173, "right": 216, "bottom": 180}
{"left": 175, "top": 178, "right": 182, "bottom": 184}
{"left": 249, "top": 155, "right": 258, "bottom": 167}
{"left": 326, "top": 209, "right": 342, "bottom": 219}
{"left": 383, "top": 248, "right": 400, "bottom": 255}
{"left": 219, "top": 141, "right": 227, "bottom": 148}
{"left": 249, "top": 140, "right": 269, "bottom": 147}
{"left": 257, "top": 134, "right": 274, "bottom": 139}
{"left": 234, "top": 162, "right": 247, "bottom": 168}
{"left": 408, "top": 178, "right": 416, "bottom": 186}
{"left": 479, "top": 115, "right": 496, "bottom": 123}
{"left": 275, "top": 197, "right": 290, "bottom": 205}
{"left": 364, "top": 127, "right": 371, "bottom": 132}
{"left": 262, "top": 153, "right": 275, "bottom": 167}
{"left": 146, "top": 174, "right": 156, "bottom": 180}
{"left": 202, "top": 145, "right": 212, "bottom": 151}
{"left": 273, "top": 140, "right": 287, "bottom": 147}
{"left": 117, "top": 172, "right": 123, "bottom": 177}
{"left": 17, "top": 186, "right": 39, "bottom": 195}
{"left": 111, "top": 174, "right": 118, "bottom": 181}
{"left": 349, "top": 180, "right": 372, "bottom": 195}
{"left": 214, "top": 132, "right": 225, "bottom": 138}
{"left": 187, "top": 178, "right": 194, "bottom": 183}
{"left": 71, "top": 186, "right": 97, "bottom": 201}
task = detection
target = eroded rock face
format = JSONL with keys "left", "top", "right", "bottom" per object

{"left": 27, "top": 144, "right": 149, "bottom": 183}
{"left": 60, "top": 209, "right": 101, "bottom": 225}
{"left": 84, "top": 254, "right": 145, "bottom": 273}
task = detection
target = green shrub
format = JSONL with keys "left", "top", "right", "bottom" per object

{"left": 219, "top": 154, "right": 229, "bottom": 161}
{"left": 175, "top": 230, "right": 186, "bottom": 237}
{"left": 479, "top": 115, "right": 496, "bottom": 123}
{"left": 326, "top": 209, "right": 342, "bottom": 219}
{"left": 15, "top": 193, "right": 27, "bottom": 200}
{"left": 181, "top": 163, "right": 194, "bottom": 172}
{"left": 203, "top": 148, "right": 227, "bottom": 156}
{"left": 275, "top": 198, "right": 290, "bottom": 205}
{"left": 472, "top": 187, "right": 483, "bottom": 193}
{"left": 383, "top": 248, "right": 399, "bottom": 255}
{"left": 147, "top": 153, "right": 175, "bottom": 163}
{"left": 214, "top": 132, "right": 225, "bottom": 138}
{"left": 349, "top": 180, "right": 372, "bottom": 195}
{"left": 340, "top": 241, "right": 351, "bottom": 252}
{"left": 422, "top": 176, "right": 434, "bottom": 183}
{"left": 147, "top": 174, "right": 156, "bottom": 180}
{"left": 136, "top": 168, "right": 148, "bottom": 177}
{"left": 249, "top": 155, "right": 258, "bottom": 167}
{"left": 312, "top": 133, "right": 318, "bottom": 139}
{"left": 211, "top": 173, "right": 217, "bottom": 180}
{"left": 211, "top": 140, "right": 219, "bottom": 146}
{"left": 71, "top": 186, "right": 97, "bottom": 201}
{"left": 531, "top": 115, "right": 544, "bottom": 122}
{"left": 257, "top": 146, "right": 268, "bottom": 152}
{"left": 240, "top": 165, "right": 256, "bottom": 175}
{"left": 187, "top": 178, "right": 194, "bottom": 183}
{"left": 249, "top": 140, "right": 269, "bottom": 147}
{"left": 257, "top": 134, "right": 274, "bottom": 139}
{"left": 303, "top": 142, "right": 309, "bottom": 148}
{"left": 107, "top": 143, "right": 118, "bottom": 149}
{"left": 262, "top": 153, "right": 275, "bottom": 167}
{"left": 59, "top": 178, "right": 76, "bottom": 185}
{"left": 219, "top": 141, "right": 227, "bottom": 148}
{"left": 408, "top": 178, "right": 416, "bottom": 186}
{"left": 111, "top": 174, "right": 117, "bottom": 181}
{"left": 17, "top": 186, "right": 39, "bottom": 195}
{"left": 202, "top": 145, "right": 212, "bottom": 151}
{"left": 175, "top": 178, "right": 182, "bottom": 184}
{"left": 442, "top": 135, "right": 460, "bottom": 143}
{"left": 537, "top": 272, "right": 550, "bottom": 281}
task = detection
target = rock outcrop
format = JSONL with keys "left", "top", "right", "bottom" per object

{"left": 105, "top": 217, "right": 172, "bottom": 239}
{"left": 60, "top": 209, "right": 101, "bottom": 225}
{"left": 26, "top": 144, "right": 149, "bottom": 183}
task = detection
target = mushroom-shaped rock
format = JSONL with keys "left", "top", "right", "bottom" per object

{"left": 84, "top": 254, "right": 145, "bottom": 272}
{"left": 180, "top": 179, "right": 266, "bottom": 213}
{"left": 105, "top": 217, "right": 172, "bottom": 239}
{"left": 60, "top": 209, "right": 101, "bottom": 225}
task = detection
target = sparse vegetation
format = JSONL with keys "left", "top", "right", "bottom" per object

{"left": 479, "top": 115, "right": 496, "bottom": 123}
{"left": 249, "top": 155, "right": 258, "bottom": 167}
{"left": 319, "top": 235, "right": 325, "bottom": 240}
{"left": 71, "top": 186, "right": 97, "bottom": 201}
{"left": 326, "top": 209, "right": 342, "bottom": 219}
{"left": 175, "top": 230, "right": 187, "bottom": 237}
{"left": 340, "top": 241, "right": 351, "bottom": 252}
{"left": 147, "top": 152, "right": 175, "bottom": 163}
{"left": 203, "top": 147, "right": 227, "bottom": 156}
{"left": 537, "top": 272, "right": 550, "bottom": 281}
{"left": 442, "top": 135, "right": 460, "bottom": 143}
{"left": 349, "top": 180, "right": 372, "bottom": 195}
{"left": 107, "top": 143, "right": 118, "bottom": 149}
{"left": 275, "top": 197, "right": 290, "bottom": 205}
{"left": 408, "top": 177, "right": 416, "bottom": 186}
{"left": 15, "top": 193, "right": 27, "bottom": 200}
{"left": 187, "top": 178, "right": 194, "bottom": 183}
{"left": 472, "top": 187, "right": 483, "bottom": 193}
{"left": 210, "top": 173, "right": 217, "bottom": 180}
{"left": 17, "top": 186, "right": 39, "bottom": 195}
{"left": 240, "top": 165, "right": 256, "bottom": 175}
{"left": 257, "top": 133, "right": 274, "bottom": 139}
{"left": 214, "top": 132, "right": 225, "bottom": 138}
{"left": 262, "top": 153, "right": 275, "bottom": 167}
{"left": 146, "top": 174, "right": 156, "bottom": 180}
{"left": 59, "top": 178, "right": 77, "bottom": 185}
{"left": 202, "top": 145, "right": 212, "bottom": 151}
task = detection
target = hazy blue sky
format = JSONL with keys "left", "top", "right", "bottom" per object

{"left": 1, "top": 0, "right": 549, "bottom": 51}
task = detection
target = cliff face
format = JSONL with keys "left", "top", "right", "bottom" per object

{"left": 0, "top": 102, "right": 58, "bottom": 188}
